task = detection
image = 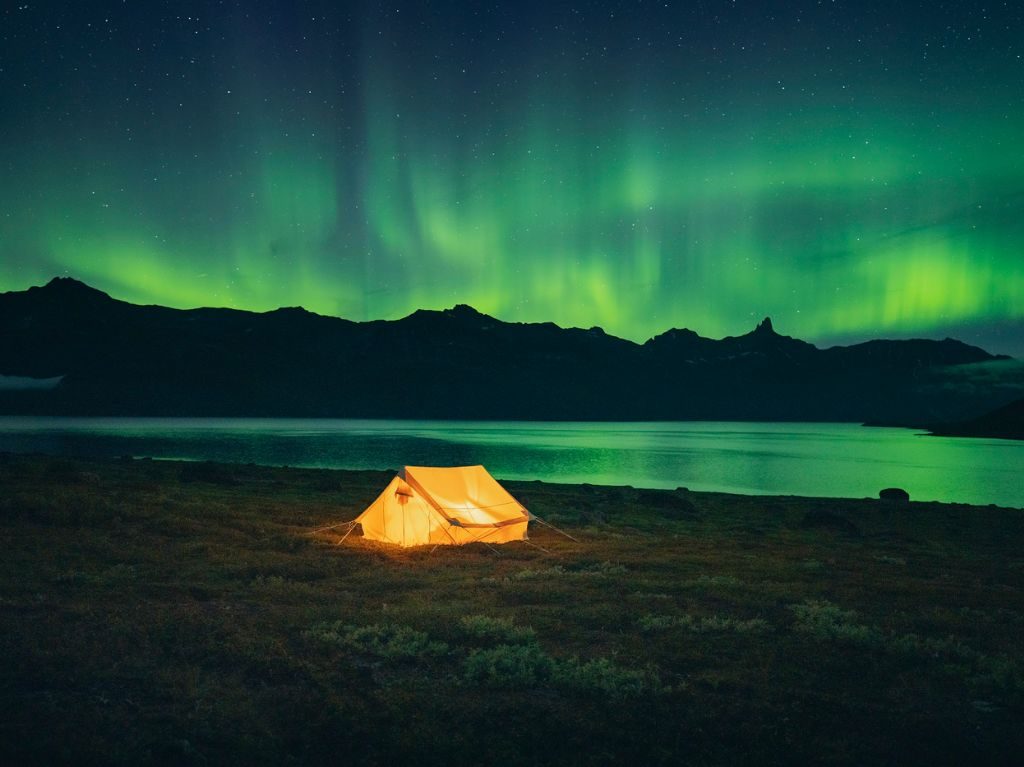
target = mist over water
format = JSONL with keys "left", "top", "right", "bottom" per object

{"left": 1, "top": 418, "right": 1021, "bottom": 508}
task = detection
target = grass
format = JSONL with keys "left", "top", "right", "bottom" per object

{"left": 0, "top": 452, "right": 1022, "bottom": 765}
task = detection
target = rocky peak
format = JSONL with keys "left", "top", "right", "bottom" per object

{"left": 444, "top": 304, "right": 486, "bottom": 319}
{"left": 34, "top": 277, "right": 112, "bottom": 302}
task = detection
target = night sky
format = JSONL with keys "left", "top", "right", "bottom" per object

{"left": 2, "top": 1, "right": 1023, "bottom": 354}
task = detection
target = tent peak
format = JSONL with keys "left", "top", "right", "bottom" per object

{"left": 404, "top": 464, "right": 485, "bottom": 471}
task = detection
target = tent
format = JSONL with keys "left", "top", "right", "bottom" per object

{"left": 351, "top": 465, "right": 530, "bottom": 547}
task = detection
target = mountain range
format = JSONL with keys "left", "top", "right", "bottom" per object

{"left": 1, "top": 277, "right": 1021, "bottom": 429}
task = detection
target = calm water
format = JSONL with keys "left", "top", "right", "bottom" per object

{"left": 0, "top": 417, "right": 1021, "bottom": 508}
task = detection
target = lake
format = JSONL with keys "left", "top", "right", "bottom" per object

{"left": 0, "top": 417, "right": 1021, "bottom": 508}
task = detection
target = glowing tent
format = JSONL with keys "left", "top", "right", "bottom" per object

{"left": 352, "top": 465, "right": 530, "bottom": 547}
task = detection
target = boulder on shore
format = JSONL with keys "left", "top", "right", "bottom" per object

{"left": 879, "top": 487, "right": 910, "bottom": 502}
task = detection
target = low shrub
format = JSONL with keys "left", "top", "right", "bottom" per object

{"left": 306, "top": 622, "right": 448, "bottom": 660}
{"left": 463, "top": 644, "right": 555, "bottom": 687}
{"left": 508, "top": 565, "right": 566, "bottom": 580}
{"left": 250, "top": 575, "right": 317, "bottom": 594}
{"left": 554, "top": 657, "right": 664, "bottom": 698}
{"left": 693, "top": 574, "right": 741, "bottom": 588}
{"left": 887, "top": 632, "right": 1023, "bottom": 693}
{"left": 787, "top": 602, "right": 1024, "bottom": 693}
{"left": 696, "top": 615, "right": 770, "bottom": 634}
{"left": 251, "top": 574, "right": 289, "bottom": 589}
{"left": 873, "top": 555, "right": 907, "bottom": 566}
{"left": 790, "top": 600, "right": 879, "bottom": 644}
{"left": 485, "top": 561, "right": 627, "bottom": 585}
{"left": 628, "top": 591, "right": 672, "bottom": 601}
{"left": 638, "top": 613, "right": 770, "bottom": 634}
{"left": 463, "top": 644, "right": 661, "bottom": 697}
{"left": 459, "top": 615, "right": 536, "bottom": 645}
{"left": 581, "top": 561, "right": 628, "bottom": 577}
{"left": 638, "top": 614, "right": 682, "bottom": 631}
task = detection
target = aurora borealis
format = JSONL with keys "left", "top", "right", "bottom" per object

{"left": 2, "top": 1, "right": 1023, "bottom": 354}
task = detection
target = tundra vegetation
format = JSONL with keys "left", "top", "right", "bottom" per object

{"left": 1, "top": 453, "right": 1022, "bottom": 765}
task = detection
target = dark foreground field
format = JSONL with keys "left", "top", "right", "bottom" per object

{"left": 1, "top": 453, "right": 1022, "bottom": 766}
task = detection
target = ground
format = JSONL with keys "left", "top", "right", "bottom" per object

{"left": 1, "top": 453, "right": 1022, "bottom": 766}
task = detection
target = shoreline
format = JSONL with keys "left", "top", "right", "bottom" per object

{"left": 2, "top": 448, "right": 1021, "bottom": 511}
{"left": 1, "top": 414, "right": 1021, "bottom": 509}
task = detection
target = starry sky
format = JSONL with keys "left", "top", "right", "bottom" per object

{"left": 2, "top": 1, "right": 1023, "bottom": 354}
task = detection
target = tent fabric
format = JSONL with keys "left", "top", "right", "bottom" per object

{"left": 355, "top": 465, "right": 529, "bottom": 547}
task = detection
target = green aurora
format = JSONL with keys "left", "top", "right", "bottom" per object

{"left": 2, "top": 2, "right": 1023, "bottom": 353}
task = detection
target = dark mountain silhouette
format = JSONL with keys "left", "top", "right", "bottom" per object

{"left": 928, "top": 396, "right": 1024, "bottom": 440}
{"left": 0, "top": 277, "right": 1018, "bottom": 423}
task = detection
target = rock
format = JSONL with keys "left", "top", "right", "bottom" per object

{"left": 879, "top": 488, "right": 910, "bottom": 502}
